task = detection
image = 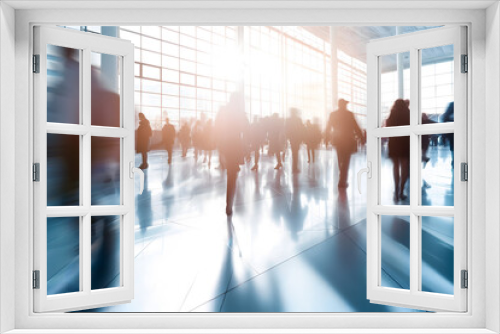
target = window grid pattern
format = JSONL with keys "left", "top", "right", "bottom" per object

{"left": 120, "top": 26, "right": 238, "bottom": 133}
{"left": 244, "top": 26, "right": 333, "bottom": 124}
{"left": 337, "top": 50, "right": 368, "bottom": 129}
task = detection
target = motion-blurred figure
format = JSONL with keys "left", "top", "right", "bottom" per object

{"left": 178, "top": 121, "right": 191, "bottom": 158}
{"left": 192, "top": 120, "right": 204, "bottom": 162}
{"left": 268, "top": 113, "right": 286, "bottom": 170}
{"left": 305, "top": 119, "right": 322, "bottom": 163}
{"left": 203, "top": 119, "right": 216, "bottom": 168}
{"left": 215, "top": 93, "right": 249, "bottom": 216}
{"left": 162, "top": 118, "right": 176, "bottom": 165}
{"left": 286, "top": 108, "right": 306, "bottom": 173}
{"left": 327, "top": 99, "right": 365, "bottom": 188}
{"left": 136, "top": 112, "right": 152, "bottom": 170}
{"left": 386, "top": 99, "right": 410, "bottom": 201}
{"left": 441, "top": 102, "right": 454, "bottom": 167}
{"left": 249, "top": 116, "right": 266, "bottom": 171}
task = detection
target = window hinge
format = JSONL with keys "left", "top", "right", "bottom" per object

{"left": 33, "top": 54, "right": 40, "bottom": 73}
{"left": 33, "top": 270, "right": 40, "bottom": 289}
{"left": 33, "top": 163, "right": 40, "bottom": 182}
{"left": 461, "top": 270, "right": 468, "bottom": 289}
{"left": 461, "top": 54, "right": 468, "bottom": 73}
{"left": 461, "top": 162, "right": 468, "bottom": 181}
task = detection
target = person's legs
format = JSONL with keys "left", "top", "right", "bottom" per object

{"left": 167, "top": 145, "right": 173, "bottom": 164}
{"left": 307, "top": 145, "right": 311, "bottom": 163}
{"left": 226, "top": 164, "right": 239, "bottom": 216}
{"left": 140, "top": 151, "right": 149, "bottom": 169}
{"left": 291, "top": 145, "right": 299, "bottom": 172}
{"left": 208, "top": 150, "right": 212, "bottom": 168}
{"left": 312, "top": 149, "right": 315, "bottom": 163}
{"left": 251, "top": 149, "right": 259, "bottom": 170}
{"left": 337, "top": 150, "right": 350, "bottom": 187}
{"left": 275, "top": 152, "right": 282, "bottom": 169}
{"left": 400, "top": 157, "right": 409, "bottom": 200}
{"left": 392, "top": 158, "right": 400, "bottom": 201}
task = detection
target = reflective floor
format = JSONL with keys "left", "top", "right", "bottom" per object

{"left": 77, "top": 143, "right": 454, "bottom": 312}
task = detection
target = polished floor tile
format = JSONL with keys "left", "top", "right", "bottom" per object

{"left": 74, "top": 143, "right": 453, "bottom": 312}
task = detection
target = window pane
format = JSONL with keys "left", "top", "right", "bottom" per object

{"left": 47, "top": 45, "right": 80, "bottom": 124}
{"left": 421, "top": 216, "right": 454, "bottom": 295}
{"left": 47, "top": 217, "right": 80, "bottom": 295}
{"left": 380, "top": 215, "right": 410, "bottom": 290}
{"left": 142, "top": 50, "right": 161, "bottom": 66}
{"left": 91, "top": 52, "right": 121, "bottom": 127}
{"left": 380, "top": 52, "right": 410, "bottom": 126}
{"left": 47, "top": 134, "right": 80, "bottom": 206}
{"left": 143, "top": 65, "right": 161, "bottom": 80}
{"left": 421, "top": 133, "right": 454, "bottom": 206}
{"left": 91, "top": 216, "right": 121, "bottom": 290}
{"left": 91, "top": 137, "right": 120, "bottom": 206}
{"left": 420, "top": 45, "right": 454, "bottom": 122}
{"left": 381, "top": 136, "right": 410, "bottom": 205}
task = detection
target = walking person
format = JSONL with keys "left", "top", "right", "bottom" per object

{"left": 203, "top": 119, "right": 216, "bottom": 168}
{"left": 305, "top": 119, "right": 322, "bottom": 163}
{"left": 249, "top": 116, "right": 266, "bottom": 171}
{"left": 162, "top": 118, "right": 176, "bottom": 165}
{"left": 386, "top": 99, "right": 410, "bottom": 201}
{"left": 136, "top": 112, "right": 152, "bottom": 170}
{"left": 326, "top": 99, "right": 365, "bottom": 188}
{"left": 178, "top": 121, "right": 191, "bottom": 158}
{"left": 215, "top": 93, "right": 249, "bottom": 216}
{"left": 268, "top": 113, "right": 286, "bottom": 170}
{"left": 286, "top": 108, "right": 306, "bottom": 173}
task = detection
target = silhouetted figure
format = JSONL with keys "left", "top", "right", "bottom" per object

{"left": 286, "top": 108, "right": 306, "bottom": 173}
{"left": 203, "top": 119, "right": 216, "bottom": 168}
{"left": 192, "top": 120, "right": 204, "bottom": 162}
{"left": 305, "top": 119, "right": 322, "bottom": 163}
{"left": 268, "top": 113, "right": 286, "bottom": 169}
{"left": 162, "top": 118, "right": 176, "bottom": 165}
{"left": 386, "top": 99, "right": 410, "bottom": 201}
{"left": 441, "top": 102, "right": 454, "bottom": 168}
{"left": 327, "top": 99, "right": 365, "bottom": 188}
{"left": 136, "top": 112, "right": 152, "bottom": 169}
{"left": 249, "top": 116, "right": 266, "bottom": 171}
{"left": 421, "top": 113, "right": 436, "bottom": 166}
{"left": 215, "top": 93, "right": 249, "bottom": 216}
{"left": 178, "top": 121, "right": 191, "bottom": 158}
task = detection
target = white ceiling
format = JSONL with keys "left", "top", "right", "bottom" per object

{"left": 4, "top": 0, "right": 496, "bottom": 10}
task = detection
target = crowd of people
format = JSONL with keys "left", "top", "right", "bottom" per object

{"left": 136, "top": 94, "right": 454, "bottom": 215}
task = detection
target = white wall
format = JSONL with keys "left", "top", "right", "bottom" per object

{"left": 0, "top": 2, "right": 16, "bottom": 333}
{"left": 485, "top": 2, "right": 500, "bottom": 333}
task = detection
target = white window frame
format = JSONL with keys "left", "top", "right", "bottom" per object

{"left": 33, "top": 25, "right": 136, "bottom": 312}
{"left": 365, "top": 26, "right": 467, "bottom": 312}
{"left": 2, "top": 3, "right": 497, "bottom": 333}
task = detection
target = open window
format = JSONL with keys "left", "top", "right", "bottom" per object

{"left": 364, "top": 26, "right": 467, "bottom": 312}
{"left": 33, "top": 26, "right": 138, "bottom": 312}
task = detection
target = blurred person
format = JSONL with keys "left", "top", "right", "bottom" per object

{"left": 136, "top": 112, "right": 152, "bottom": 170}
{"left": 192, "top": 120, "right": 204, "bottom": 162}
{"left": 305, "top": 119, "right": 322, "bottom": 163}
{"left": 386, "top": 99, "right": 410, "bottom": 201}
{"left": 441, "top": 102, "right": 455, "bottom": 167}
{"left": 203, "top": 119, "right": 216, "bottom": 168}
{"left": 178, "top": 121, "right": 191, "bottom": 158}
{"left": 421, "top": 113, "right": 436, "bottom": 166}
{"left": 162, "top": 118, "right": 176, "bottom": 165}
{"left": 268, "top": 113, "right": 286, "bottom": 170}
{"left": 286, "top": 108, "right": 306, "bottom": 173}
{"left": 249, "top": 116, "right": 266, "bottom": 171}
{"left": 327, "top": 99, "right": 365, "bottom": 188}
{"left": 215, "top": 93, "right": 249, "bottom": 216}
